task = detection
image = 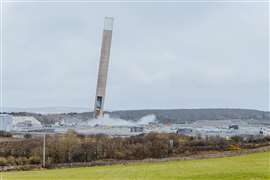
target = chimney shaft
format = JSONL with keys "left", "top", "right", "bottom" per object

{"left": 94, "top": 17, "right": 114, "bottom": 118}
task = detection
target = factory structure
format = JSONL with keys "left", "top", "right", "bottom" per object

{"left": 2, "top": 113, "right": 270, "bottom": 138}
{"left": 94, "top": 17, "right": 114, "bottom": 118}
{"left": 0, "top": 114, "right": 13, "bottom": 132}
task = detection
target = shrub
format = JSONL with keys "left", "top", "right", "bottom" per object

{"left": 22, "top": 157, "right": 30, "bottom": 165}
{"left": 29, "top": 156, "right": 41, "bottom": 164}
{"left": 231, "top": 136, "right": 243, "bottom": 143}
{"left": 14, "top": 157, "right": 30, "bottom": 165}
{"left": 7, "top": 156, "right": 16, "bottom": 166}
{"left": 24, "top": 133, "right": 32, "bottom": 139}
{"left": 0, "top": 157, "right": 7, "bottom": 166}
{"left": 227, "top": 144, "right": 241, "bottom": 151}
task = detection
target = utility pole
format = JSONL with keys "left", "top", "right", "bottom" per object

{"left": 43, "top": 133, "right": 46, "bottom": 168}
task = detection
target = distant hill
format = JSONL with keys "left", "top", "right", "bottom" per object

{"left": 4, "top": 107, "right": 89, "bottom": 114}
{"left": 110, "top": 109, "right": 270, "bottom": 124}
{"left": 8, "top": 108, "right": 270, "bottom": 125}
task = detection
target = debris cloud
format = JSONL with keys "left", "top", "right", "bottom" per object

{"left": 87, "top": 114, "right": 156, "bottom": 127}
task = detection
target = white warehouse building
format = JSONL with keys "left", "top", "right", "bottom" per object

{"left": 0, "top": 114, "right": 13, "bottom": 132}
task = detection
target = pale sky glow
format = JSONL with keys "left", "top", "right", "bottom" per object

{"left": 2, "top": 1, "right": 269, "bottom": 111}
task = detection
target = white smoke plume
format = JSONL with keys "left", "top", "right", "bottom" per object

{"left": 136, "top": 114, "right": 156, "bottom": 125}
{"left": 87, "top": 114, "right": 156, "bottom": 127}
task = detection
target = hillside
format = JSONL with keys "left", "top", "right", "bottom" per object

{"left": 8, "top": 108, "right": 270, "bottom": 125}
{"left": 110, "top": 108, "right": 270, "bottom": 123}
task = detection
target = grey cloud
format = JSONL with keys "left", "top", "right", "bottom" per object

{"left": 2, "top": 3, "right": 269, "bottom": 111}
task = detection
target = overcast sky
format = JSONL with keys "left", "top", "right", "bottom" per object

{"left": 2, "top": 1, "right": 269, "bottom": 111}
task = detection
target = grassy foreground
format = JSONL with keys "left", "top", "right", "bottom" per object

{"left": 2, "top": 151, "right": 270, "bottom": 180}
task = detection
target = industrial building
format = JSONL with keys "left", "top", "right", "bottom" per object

{"left": 130, "top": 126, "right": 144, "bottom": 133}
{"left": 0, "top": 114, "right": 13, "bottom": 132}
{"left": 176, "top": 128, "right": 193, "bottom": 135}
{"left": 12, "top": 116, "right": 42, "bottom": 131}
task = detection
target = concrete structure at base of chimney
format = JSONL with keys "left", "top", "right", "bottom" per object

{"left": 94, "top": 17, "right": 114, "bottom": 118}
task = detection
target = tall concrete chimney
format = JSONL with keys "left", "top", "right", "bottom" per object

{"left": 94, "top": 17, "right": 113, "bottom": 118}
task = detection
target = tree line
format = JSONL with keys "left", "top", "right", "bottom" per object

{"left": 0, "top": 131, "right": 269, "bottom": 167}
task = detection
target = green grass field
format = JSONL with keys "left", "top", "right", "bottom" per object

{"left": 2, "top": 151, "right": 270, "bottom": 180}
